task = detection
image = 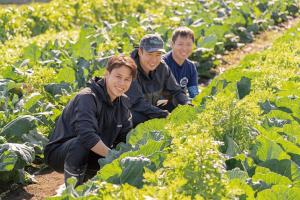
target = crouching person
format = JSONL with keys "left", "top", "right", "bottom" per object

{"left": 44, "top": 55, "right": 137, "bottom": 187}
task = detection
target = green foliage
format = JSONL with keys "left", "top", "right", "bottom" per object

{"left": 0, "top": 143, "right": 35, "bottom": 184}
{"left": 167, "top": 104, "right": 198, "bottom": 125}
{"left": 23, "top": 43, "right": 42, "bottom": 65}
{"left": 0, "top": 115, "right": 49, "bottom": 155}
{"left": 0, "top": 0, "right": 300, "bottom": 197}
{"left": 119, "top": 156, "right": 151, "bottom": 188}
{"left": 127, "top": 118, "right": 167, "bottom": 146}
{"left": 195, "top": 92, "right": 260, "bottom": 154}
{"left": 252, "top": 166, "right": 292, "bottom": 187}
{"left": 0, "top": 115, "right": 38, "bottom": 141}
{"left": 226, "top": 168, "right": 249, "bottom": 182}
{"left": 236, "top": 76, "right": 251, "bottom": 99}
{"left": 251, "top": 136, "right": 290, "bottom": 163}
{"left": 44, "top": 83, "right": 73, "bottom": 96}
{"left": 71, "top": 26, "right": 94, "bottom": 60}
{"left": 226, "top": 179, "right": 255, "bottom": 199}
{"left": 96, "top": 134, "right": 170, "bottom": 188}
{"left": 1, "top": 0, "right": 298, "bottom": 81}
{"left": 260, "top": 159, "right": 300, "bottom": 187}
{"left": 257, "top": 185, "right": 300, "bottom": 200}
{"left": 158, "top": 134, "right": 227, "bottom": 199}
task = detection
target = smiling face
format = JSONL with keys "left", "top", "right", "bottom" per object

{"left": 138, "top": 48, "right": 162, "bottom": 75}
{"left": 171, "top": 36, "right": 193, "bottom": 65}
{"left": 105, "top": 65, "right": 133, "bottom": 101}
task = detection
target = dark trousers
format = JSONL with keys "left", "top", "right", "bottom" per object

{"left": 46, "top": 137, "right": 103, "bottom": 180}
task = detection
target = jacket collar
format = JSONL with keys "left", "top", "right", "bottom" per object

{"left": 88, "top": 77, "right": 119, "bottom": 106}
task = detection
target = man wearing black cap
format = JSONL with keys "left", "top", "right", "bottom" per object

{"left": 126, "top": 34, "right": 190, "bottom": 127}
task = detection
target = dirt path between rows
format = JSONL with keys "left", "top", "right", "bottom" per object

{"left": 217, "top": 17, "right": 300, "bottom": 74}
{"left": 1, "top": 16, "right": 300, "bottom": 200}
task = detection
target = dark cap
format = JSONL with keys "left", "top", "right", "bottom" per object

{"left": 139, "top": 34, "right": 165, "bottom": 53}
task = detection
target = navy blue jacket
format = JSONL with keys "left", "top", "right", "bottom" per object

{"left": 163, "top": 51, "right": 199, "bottom": 98}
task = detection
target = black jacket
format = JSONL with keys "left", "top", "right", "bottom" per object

{"left": 125, "top": 49, "right": 189, "bottom": 118}
{"left": 44, "top": 77, "right": 132, "bottom": 159}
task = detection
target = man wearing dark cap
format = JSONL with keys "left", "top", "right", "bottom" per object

{"left": 126, "top": 34, "right": 190, "bottom": 127}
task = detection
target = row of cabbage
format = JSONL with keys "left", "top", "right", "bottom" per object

{"left": 51, "top": 20, "right": 300, "bottom": 199}
{"left": 1, "top": 0, "right": 299, "bottom": 79}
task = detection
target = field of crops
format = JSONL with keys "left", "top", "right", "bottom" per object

{"left": 0, "top": 0, "right": 300, "bottom": 199}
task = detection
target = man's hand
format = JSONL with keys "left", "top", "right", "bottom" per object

{"left": 187, "top": 101, "right": 194, "bottom": 107}
{"left": 91, "top": 140, "right": 111, "bottom": 157}
{"left": 156, "top": 99, "right": 168, "bottom": 106}
{"left": 162, "top": 109, "right": 170, "bottom": 116}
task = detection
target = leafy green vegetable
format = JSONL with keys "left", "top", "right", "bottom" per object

{"left": 71, "top": 27, "right": 95, "bottom": 61}
{"left": 119, "top": 156, "right": 151, "bottom": 188}
{"left": 23, "top": 43, "right": 42, "bottom": 65}
{"left": 0, "top": 143, "right": 35, "bottom": 183}
{"left": 236, "top": 76, "right": 251, "bottom": 99}
{"left": 0, "top": 115, "right": 48, "bottom": 155}
{"left": 252, "top": 166, "right": 292, "bottom": 187}
{"left": 257, "top": 185, "right": 300, "bottom": 200}
{"left": 250, "top": 136, "right": 290, "bottom": 163}
{"left": 260, "top": 159, "right": 300, "bottom": 187}
{"left": 44, "top": 83, "right": 73, "bottom": 96}
{"left": 226, "top": 168, "right": 249, "bottom": 181}
{"left": 127, "top": 118, "right": 167, "bottom": 146}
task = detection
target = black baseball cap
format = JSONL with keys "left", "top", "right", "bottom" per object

{"left": 139, "top": 34, "right": 166, "bottom": 53}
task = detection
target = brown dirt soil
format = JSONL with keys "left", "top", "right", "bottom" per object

{"left": 2, "top": 167, "right": 64, "bottom": 200}
{"left": 1, "top": 16, "right": 300, "bottom": 200}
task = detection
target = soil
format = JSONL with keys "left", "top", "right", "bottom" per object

{"left": 1, "top": 16, "right": 299, "bottom": 200}
{"left": 1, "top": 167, "right": 64, "bottom": 200}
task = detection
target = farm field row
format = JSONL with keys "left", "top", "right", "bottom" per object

{"left": 52, "top": 19, "right": 300, "bottom": 199}
{"left": 0, "top": 0, "right": 300, "bottom": 199}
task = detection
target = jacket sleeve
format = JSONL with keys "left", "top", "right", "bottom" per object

{"left": 163, "top": 62, "right": 189, "bottom": 105}
{"left": 72, "top": 94, "right": 101, "bottom": 150}
{"left": 126, "top": 80, "right": 168, "bottom": 118}
{"left": 187, "top": 63, "right": 199, "bottom": 98}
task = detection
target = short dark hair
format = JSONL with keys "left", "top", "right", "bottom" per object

{"left": 171, "top": 27, "right": 195, "bottom": 43}
{"left": 107, "top": 55, "right": 137, "bottom": 78}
